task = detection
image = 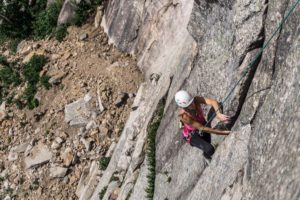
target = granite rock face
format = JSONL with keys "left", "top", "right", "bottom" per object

{"left": 91, "top": 0, "right": 300, "bottom": 199}
{"left": 57, "top": 0, "right": 77, "bottom": 25}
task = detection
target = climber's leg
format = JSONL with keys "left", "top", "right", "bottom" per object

{"left": 190, "top": 132, "right": 215, "bottom": 159}
{"left": 201, "top": 132, "right": 211, "bottom": 143}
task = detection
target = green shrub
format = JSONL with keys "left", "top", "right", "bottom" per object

{"left": 21, "top": 55, "right": 47, "bottom": 109}
{"left": 0, "top": 0, "right": 50, "bottom": 52}
{"left": 0, "top": 56, "right": 21, "bottom": 104}
{"left": 0, "top": 55, "right": 9, "bottom": 66}
{"left": 55, "top": 25, "right": 68, "bottom": 42}
{"left": 29, "top": 178, "right": 39, "bottom": 191}
{"left": 0, "top": 54, "right": 50, "bottom": 109}
{"left": 0, "top": 0, "right": 33, "bottom": 39}
{"left": 98, "top": 186, "right": 108, "bottom": 200}
{"left": 0, "top": 63, "right": 21, "bottom": 87}
{"left": 125, "top": 189, "right": 133, "bottom": 200}
{"left": 109, "top": 171, "right": 119, "bottom": 183}
{"left": 14, "top": 99, "right": 24, "bottom": 109}
{"left": 72, "top": 0, "right": 104, "bottom": 27}
{"left": 98, "top": 157, "right": 111, "bottom": 170}
{"left": 94, "top": 0, "right": 103, "bottom": 6}
{"left": 8, "top": 38, "right": 22, "bottom": 53}
{"left": 23, "top": 55, "right": 47, "bottom": 84}
{"left": 23, "top": 84, "right": 39, "bottom": 109}
{"left": 71, "top": 0, "right": 92, "bottom": 26}
{"left": 40, "top": 75, "right": 51, "bottom": 90}
{"left": 33, "top": 3, "right": 61, "bottom": 39}
{"left": 145, "top": 99, "right": 165, "bottom": 200}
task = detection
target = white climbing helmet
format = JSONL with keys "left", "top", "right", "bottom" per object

{"left": 174, "top": 90, "right": 194, "bottom": 108}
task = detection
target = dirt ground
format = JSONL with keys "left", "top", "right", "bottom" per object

{"left": 0, "top": 20, "right": 143, "bottom": 200}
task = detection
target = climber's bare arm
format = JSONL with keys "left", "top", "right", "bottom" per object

{"left": 180, "top": 113, "right": 230, "bottom": 135}
{"left": 195, "top": 96, "right": 230, "bottom": 124}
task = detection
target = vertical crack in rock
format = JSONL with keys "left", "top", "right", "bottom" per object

{"left": 228, "top": 2, "right": 269, "bottom": 128}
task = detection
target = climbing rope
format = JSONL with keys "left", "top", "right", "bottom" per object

{"left": 202, "top": 0, "right": 300, "bottom": 131}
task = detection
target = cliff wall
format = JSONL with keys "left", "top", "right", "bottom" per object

{"left": 91, "top": 0, "right": 300, "bottom": 199}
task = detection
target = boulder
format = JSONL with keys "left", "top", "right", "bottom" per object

{"left": 114, "top": 92, "right": 129, "bottom": 107}
{"left": 19, "top": 45, "right": 32, "bottom": 56}
{"left": 51, "top": 137, "right": 64, "bottom": 150}
{"left": 22, "top": 50, "right": 45, "bottom": 63}
{"left": 48, "top": 71, "right": 66, "bottom": 85}
{"left": 47, "top": 0, "right": 56, "bottom": 8}
{"left": 7, "top": 152, "right": 18, "bottom": 162}
{"left": 57, "top": 0, "right": 77, "bottom": 25}
{"left": 80, "top": 138, "right": 93, "bottom": 152}
{"left": 0, "top": 102, "right": 7, "bottom": 122}
{"left": 86, "top": 120, "right": 97, "bottom": 131}
{"left": 50, "top": 166, "right": 68, "bottom": 178}
{"left": 94, "top": 6, "right": 103, "bottom": 28}
{"left": 61, "top": 147, "right": 74, "bottom": 167}
{"left": 10, "top": 143, "right": 28, "bottom": 153}
{"left": 79, "top": 33, "right": 89, "bottom": 41}
{"left": 24, "top": 142, "right": 52, "bottom": 169}
{"left": 64, "top": 93, "right": 97, "bottom": 128}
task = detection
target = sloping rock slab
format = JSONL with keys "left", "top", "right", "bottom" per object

{"left": 76, "top": 161, "right": 100, "bottom": 200}
{"left": 187, "top": 125, "right": 251, "bottom": 200}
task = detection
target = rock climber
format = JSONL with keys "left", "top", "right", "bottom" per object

{"left": 175, "top": 90, "right": 231, "bottom": 159}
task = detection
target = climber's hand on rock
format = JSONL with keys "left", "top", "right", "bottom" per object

{"left": 217, "top": 113, "right": 231, "bottom": 124}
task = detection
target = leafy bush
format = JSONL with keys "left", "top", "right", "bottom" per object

{"left": 0, "top": 0, "right": 48, "bottom": 48}
{"left": 55, "top": 25, "right": 68, "bottom": 42}
{"left": 29, "top": 178, "right": 39, "bottom": 191}
{"left": 0, "top": 0, "right": 104, "bottom": 43}
{"left": 71, "top": 0, "right": 92, "bottom": 26}
{"left": 0, "top": 65, "right": 21, "bottom": 87}
{"left": 22, "top": 55, "right": 47, "bottom": 109}
{"left": 0, "top": 56, "right": 21, "bottom": 102}
{"left": 40, "top": 75, "right": 51, "bottom": 90}
{"left": 98, "top": 186, "right": 108, "bottom": 200}
{"left": 23, "top": 84, "right": 39, "bottom": 109}
{"left": 145, "top": 99, "right": 165, "bottom": 200}
{"left": 33, "top": 3, "right": 61, "bottom": 39}
{"left": 23, "top": 55, "right": 47, "bottom": 84}
{"left": 8, "top": 38, "right": 22, "bottom": 53}
{"left": 0, "top": 0, "right": 33, "bottom": 39}
{"left": 95, "top": 0, "right": 103, "bottom": 6}
{"left": 0, "top": 0, "right": 64, "bottom": 43}
{"left": 0, "top": 55, "right": 9, "bottom": 66}
{"left": 98, "top": 157, "right": 111, "bottom": 170}
{"left": 0, "top": 54, "right": 50, "bottom": 109}
{"left": 109, "top": 171, "right": 119, "bottom": 183}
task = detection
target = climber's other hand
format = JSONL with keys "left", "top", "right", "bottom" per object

{"left": 217, "top": 113, "right": 231, "bottom": 124}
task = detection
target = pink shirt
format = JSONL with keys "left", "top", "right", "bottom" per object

{"left": 181, "top": 105, "right": 206, "bottom": 143}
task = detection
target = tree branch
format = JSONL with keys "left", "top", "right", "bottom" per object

{"left": 0, "top": 13, "right": 13, "bottom": 25}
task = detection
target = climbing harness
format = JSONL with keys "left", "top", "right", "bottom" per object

{"left": 201, "top": 0, "right": 300, "bottom": 132}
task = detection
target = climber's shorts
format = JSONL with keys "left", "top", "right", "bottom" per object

{"left": 189, "top": 131, "right": 215, "bottom": 159}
